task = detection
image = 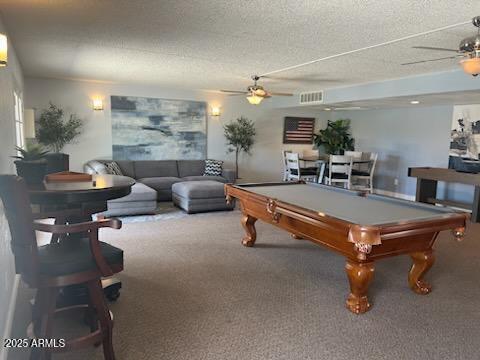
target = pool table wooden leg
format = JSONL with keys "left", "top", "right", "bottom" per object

{"left": 345, "top": 260, "right": 375, "bottom": 314}
{"left": 408, "top": 249, "right": 435, "bottom": 295}
{"left": 241, "top": 214, "right": 257, "bottom": 247}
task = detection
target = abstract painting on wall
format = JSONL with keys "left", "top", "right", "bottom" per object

{"left": 111, "top": 95, "right": 207, "bottom": 160}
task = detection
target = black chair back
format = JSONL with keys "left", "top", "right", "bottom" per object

{"left": 0, "top": 175, "right": 39, "bottom": 286}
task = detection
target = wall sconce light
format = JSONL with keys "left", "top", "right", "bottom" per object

{"left": 0, "top": 33, "right": 7, "bottom": 67}
{"left": 24, "top": 109, "right": 36, "bottom": 138}
{"left": 211, "top": 106, "right": 221, "bottom": 117}
{"left": 93, "top": 98, "right": 104, "bottom": 111}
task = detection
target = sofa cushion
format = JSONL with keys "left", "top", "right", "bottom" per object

{"left": 134, "top": 161, "right": 179, "bottom": 178}
{"left": 172, "top": 180, "right": 226, "bottom": 199}
{"left": 114, "top": 160, "right": 135, "bottom": 178}
{"left": 173, "top": 194, "right": 234, "bottom": 214}
{"left": 103, "top": 201, "right": 157, "bottom": 217}
{"left": 85, "top": 160, "right": 109, "bottom": 175}
{"left": 108, "top": 182, "right": 156, "bottom": 203}
{"left": 105, "top": 161, "right": 124, "bottom": 175}
{"left": 181, "top": 175, "right": 227, "bottom": 183}
{"left": 177, "top": 160, "right": 205, "bottom": 178}
{"left": 89, "top": 160, "right": 135, "bottom": 178}
{"left": 156, "top": 189, "right": 175, "bottom": 201}
{"left": 138, "top": 177, "right": 181, "bottom": 191}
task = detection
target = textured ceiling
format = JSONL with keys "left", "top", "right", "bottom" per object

{"left": 295, "top": 90, "right": 480, "bottom": 110}
{"left": 0, "top": 0, "right": 479, "bottom": 92}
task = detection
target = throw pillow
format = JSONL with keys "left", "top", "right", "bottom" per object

{"left": 105, "top": 161, "right": 123, "bottom": 176}
{"left": 86, "top": 160, "right": 109, "bottom": 174}
{"left": 204, "top": 159, "right": 223, "bottom": 176}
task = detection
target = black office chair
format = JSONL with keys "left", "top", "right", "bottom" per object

{"left": 0, "top": 175, "right": 124, "bottom": 360}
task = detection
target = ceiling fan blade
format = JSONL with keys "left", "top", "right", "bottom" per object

{"left": 269, "top": 92, "right": 294, "bottom": 96}
{"left": 220, "top": 90, "right": 248, "bottom": 94}
{"left": 263, "top": 75, "right": 341, "bottom": 83}
{"left": 401, "top": 55, "right": 458, "bottom": 66}
{"left": 412, "top": 46, "right": 459, "bottom": 53}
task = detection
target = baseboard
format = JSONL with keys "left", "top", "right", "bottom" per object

{"left": 1, "top": 274, "right": 20, "bottom": 360}
{"left": 373, "top": 188, "right": 415, "bottom": 201}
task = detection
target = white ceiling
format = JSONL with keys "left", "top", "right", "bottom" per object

{"left": 0, "top": 0, "right": 479, "bottom": 93}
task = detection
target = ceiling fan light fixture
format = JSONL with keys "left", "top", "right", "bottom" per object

{"left": 246, "top": 94, "right": 263, "bottom": 105}
{"left": 460, "top": 57, "right": 480, "bottom": 75}
{"left": 254, "top": 89, "right": 266, "bottom": 97}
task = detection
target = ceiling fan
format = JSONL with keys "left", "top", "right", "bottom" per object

{"left": 403, "top": 16, "right": 480, "bottom": 76}
{"left": 220, "top": 75, "right": 293, "bottom": 105}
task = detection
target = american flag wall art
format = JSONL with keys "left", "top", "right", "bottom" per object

{"left": 283, "top": 117, "right": 315, "bottom": 144}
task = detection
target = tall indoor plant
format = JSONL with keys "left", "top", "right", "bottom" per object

{"left": 223, "top": 116, "right": 256, "bottom": 179}
{"left": 37, "top": 102, "right": 83, "bottom": 172}
{"left": 313, "top": 119, "right": 355, "bottom": 155}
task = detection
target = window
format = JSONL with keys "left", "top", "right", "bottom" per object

{"left": 14, "top": 91, "right": 24, "bottom": 152}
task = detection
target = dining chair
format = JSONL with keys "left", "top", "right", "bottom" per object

{"left": 0, "top": 175, "right": 123, "bottom": 360}
{"left": 325, "top": 155, "right": 353, "bottom": 189}
{"left": 282, "top": 150, "right": 292, "bottom": 181}
{"left": 344, "top": 151, "right": 363, "bottom": 174}
{"left": 351, "top": 152, "right": 378, "bottom": 193}
{"left": 285, "top": 152, "right": 317, "bottom": 182}
{"left": 344, "top": 150, "right": 363, "bottom": 159}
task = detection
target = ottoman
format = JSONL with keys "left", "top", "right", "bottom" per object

{"left": 103, "top": 182, "right": 157, "bottom": 216}
{"left": 172, "top": 180, "right": 235, "bottom": 214}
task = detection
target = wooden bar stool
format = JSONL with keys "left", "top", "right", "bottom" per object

{"left": 0, "top": 175, "right": 124, "bottom": 360}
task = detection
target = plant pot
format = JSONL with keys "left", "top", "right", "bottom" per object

{"left": 45, "top": 153, "right": 69, "bottom": 174}
{"left": 14, "top": 160, "right": 48, "bottom": 184}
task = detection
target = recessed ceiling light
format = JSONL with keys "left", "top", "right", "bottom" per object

{"left": 410, "top": 100, "right": 420, "bottom": 104}
{"left": 324, "top": 108, "right": 332, "bottom": 111}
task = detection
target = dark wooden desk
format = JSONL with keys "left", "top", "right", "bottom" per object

{"left": 408, "top": 167, "right": 478, "bottom": 222}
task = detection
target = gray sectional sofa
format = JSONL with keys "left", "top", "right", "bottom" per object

{"left": 84, "top": 159, "right": 236, "bottom": 216}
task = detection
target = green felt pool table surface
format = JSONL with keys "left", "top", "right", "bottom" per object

{"left": 236, "top": 182, "right": 459, "bottom": 226}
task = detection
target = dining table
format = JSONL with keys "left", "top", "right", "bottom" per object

{"left": 27, "top": 174, "right": 135, "bottom": 304}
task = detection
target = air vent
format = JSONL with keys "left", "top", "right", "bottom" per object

{"left": 299, "top": 91, "right": 324, "bottom": 104}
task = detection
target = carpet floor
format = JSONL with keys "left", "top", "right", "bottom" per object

{"left": 9, "top": 210, "right": 480, "bottom": 360}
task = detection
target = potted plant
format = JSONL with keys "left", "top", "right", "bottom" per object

{"left": 313, "top": 119, "right": 355, "bottom": 155}
{"left": 223, "top": 116, "right": 256, "bottom": 179}
{"left": 12, "top": 144, "right": 49, "bottom": 184}
{"left": 36, "top": 102, "right": 83, "bottom": 173}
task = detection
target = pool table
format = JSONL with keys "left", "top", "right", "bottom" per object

{"left": 224, "top": 182, "right": 468, "bottom": 314}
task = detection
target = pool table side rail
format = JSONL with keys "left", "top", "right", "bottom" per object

{"left": 226, "top": 182, "right": 467, "bottom": 230}
{"left": 225, "top": 183, "right": 468, "bottom": 259}
{"left": 365, "top": 192, "right": 467, "bottom": 215}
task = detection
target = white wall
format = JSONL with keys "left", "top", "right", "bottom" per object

{"left": 25, "top": 77, "right": 322, "bottom": 182}
{"left": 0, "top": 15, "right": 24, "bottom": 360}
{"left": 333, "top": 106, "right": 461, "bottom": 199}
